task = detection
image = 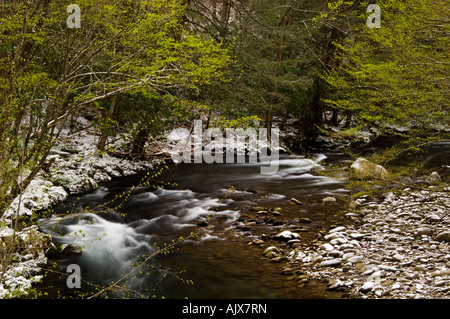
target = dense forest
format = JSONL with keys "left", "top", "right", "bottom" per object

{"left": 0, "top": 0, "right": 449, "bottom": 300}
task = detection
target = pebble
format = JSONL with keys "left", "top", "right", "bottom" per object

{"left": 290, "top": 198, "right": 303, "bottom": 205}
{"left": 330, "top": 238, "right": 347, "bottom": 245}
{"left": 350, "top": 233, "right": 366, "bottom": 240}
{"left": 359, "top": 282, "right": 375, "bottom": 293}
{"left": 275, "top": 230, "right": 300, "bottom": 241}
{"left": 273, "top": 187, "right": 450, "bottom": 299}
{"left": 323, "top": 197, "right": 337, "bottom": 203}
{"left": 324, "top": 232, "right": 345, "bottom": 240}
{"left": 391, "top": 283, "right": 401, "bottom": 290}
{"left": 415, "top": 227, "right": 433, "bottom": 236}
{"left": 320, "top": 259, "right": 341, "bottom": 267}
{"left": 343, "top": 253, "right": 355, "bottom": 261}
{"left": 263, "top": 246, "right": 280, "bottom": 257}
{"left": 436, "top": 231, "right": 450, "bottom": 242}
{"left": 322, "top": 243, "right": 335, "bottom": 251}
{"left": 392, "top": 254, "right": 405, "bottom": 262}
{"left": 347, "top": 256, "right": 363, "bottom": 263}
{"left": 329, "top": 226, "right": 346, "bottom": 234}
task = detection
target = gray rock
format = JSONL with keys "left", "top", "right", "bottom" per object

{"left": 347, "top": 256, "right": 363, "bottom": 263}
{"left": 287, "top": 239, "right": 301, "bottom": 246}
{"left": 324, "top": 232, "right": 345, "bottom": 240}
{"left": 329, "top": 226, "right": 346, "bottom": 234}
{"left": 350, "top": 158, "right": 389, "bottom": 179}
{"left": 359, "top": 281, "right": 375, "bottom": 293}
{"left": 414, "top": 227, "right": 433, "bottom": 236}
{"left": 275, "top": 230, "right": 300, "bottom": 241}
{"left": 320, "top": 259, "right": 341, "bottom": 267}
{"left": 350, "top": 233, "right": 366, "bottom": 240}
{"left": 323, "top": 197, "right": 337, "bottom": 203}
{"left": 436, "top": 231, "right": 450, "bottom": 242}
{"left": 322, "top": 243, "right": 334, "bottom": 251}
{"left": 426, "top": 172, "right": 441, "bottom": 184}
{"left": 391, "top": 283, "right": 401, "bottom": 290}
{"left": 342, "top": 252, "right": 355, "bottom": 261}
{"left": 432, "top": 269, "right": 450, "bottom": 277}
{"left": 330, "top": 238, "right": 347, "bottom": 245}
{"left": 378, "top": 265, "right": 398, "bottom": 272}
{"left": 392, "top": 254, "right": 406, "bottom": 262}
{"left": 327, "top": 279, "right": 343, "bottom": 291}
{"left": 290, "top": 198, "right": 303, "bottom": 205}
{"left": 263, "top": 246, "right": 280, "bottom": 258}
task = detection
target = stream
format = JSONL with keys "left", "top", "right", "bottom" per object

{"left": 38, "top": 153, "right": 360, "bottom": 299}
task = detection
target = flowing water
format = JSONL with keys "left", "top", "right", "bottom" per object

{"left": 38, "top": 153, "right": 356, "bottom": 299}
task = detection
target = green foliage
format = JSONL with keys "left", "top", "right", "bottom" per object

{"left": 323, "top": 0, "right": 449, "bottom": 132}
{"left": 0, "top": 0, "right": 232, "bottom": 297}
{"left": 210, "top": 115, "right": 262, "bottom": 129}
{"left": 0, "top": 0, "right": 231, "bottom": 217}
{"left": 186, "top": 0, "right": 331, "bottom": 137}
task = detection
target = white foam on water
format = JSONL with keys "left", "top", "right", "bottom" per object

{"left": 42, "top": 213, "right": 155, "bottom": 289}
{"left": 132, "top": 192, "right": 159, "bottom": 202}
{"left": 266, "top": 193, "right": 286, "bottom": 200}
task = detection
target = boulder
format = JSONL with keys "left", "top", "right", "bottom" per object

{"left": 426, "top": 172, "right": 441, "bottom": 184}
{"left": 2, "top": 178, "right": 69, "bottom": 220}
{"left": 350, "top": 158, "right": 389, "bottom": 179}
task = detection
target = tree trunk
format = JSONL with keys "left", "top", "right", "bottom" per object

{"left": 330, "top": 109, "right": 339, "bottom": 126}
{"left": 131, "top": 126, "right": 151, "bottom": 159}
{"left": 97, "top": 95, "right": 118, "bottom": 152}
{"left": 265, "top": 105, "right": 273, "bottom": 143}
{"left": 205, "top": 108, "right": 212, "bottom": 130}
{"left": 280, "top": 109, "right": 289, "bottom": 130}
{"left": 299, "top": 82, "right": 323, "bottom": 141}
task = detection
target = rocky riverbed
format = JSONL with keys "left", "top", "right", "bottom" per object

{"left": 1, "top": 119, "right": 448, "bottom": 300}
{"left": 260, "top": 186, "right": 450, "bottom": 299}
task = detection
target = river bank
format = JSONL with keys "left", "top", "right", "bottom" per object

{"left": 0, "top": 126, "right": 156, "bottom": 298}
{"left": 1, "top": 119, "right": 448, "bottom": 299}
{"left": 252, "top": 185, "right": 450, "bottom": 299}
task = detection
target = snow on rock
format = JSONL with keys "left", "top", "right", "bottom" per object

{"left": 0, "top": 225, "right": 52, "bottom": 299}
{"left": 2, "top": 178, "right": 68, "bottom": 221}
{"left": 0, "top": 127, "right": 156, "bottom": 298}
